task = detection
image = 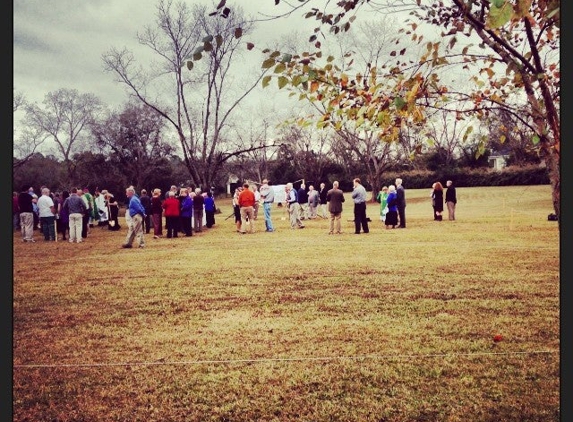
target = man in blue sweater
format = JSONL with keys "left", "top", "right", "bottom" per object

{"left": 122, "top": 186, "right": 147, "bottom": 249}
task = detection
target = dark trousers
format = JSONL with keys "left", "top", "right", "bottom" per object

{"left": 40, "top": 216, "right": 56, "bottom": 240}
{"left": 206, "top": 210, "right": 215, "bottom": 228}
{"left": 398, "top": 206, "right": 406, "bottom": 228}
{"left": 142, "top": 214, "right": 152, "bottom": 233}
{"left": 166, "top": 216, "right": 179, "bottom": 238}
{"left": 82, "top": 211, "right": 90, "bottom": 238}
{"left": 180, "top": 216, "right": 192, "bottom": 236}
{"left": 354, "top": 202, "right": 369, "bottom": 233}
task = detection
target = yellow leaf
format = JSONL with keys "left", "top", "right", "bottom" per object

{"left": 278, "top": 76, "right": 288, "bottom": 89}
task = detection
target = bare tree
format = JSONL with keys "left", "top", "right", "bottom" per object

{"left": 102, "top": 0, "right": 270, "bottom": 190}
{"left": 21, "top": 88, "right": 103, "bottom": 183}
{"left": 335, "top": 126, "right": 394, "bottom": 201}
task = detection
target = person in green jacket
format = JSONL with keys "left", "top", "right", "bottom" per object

{"left": 376, "top": 186, "right": 389, "bottom": 223}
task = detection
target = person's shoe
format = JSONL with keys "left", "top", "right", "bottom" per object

{"left": 153, "top": 235, "right": 159, "bottom": 239}
{"left": 299, "top": 225, "right": 305, "bottom": 229}
{"left": 139, "top": 244, "right": 145, "bottom": 248}
{"left": 328, "top": 232, "right": 333, "bottom": 235}
{"left": 121, "top": 244, "right": 132, "bottom": 248}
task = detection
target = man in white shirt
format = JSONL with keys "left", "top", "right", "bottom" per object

{"left": 37, "top": 187, "right": 56, "bottom": 241}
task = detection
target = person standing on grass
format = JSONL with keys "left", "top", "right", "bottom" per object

{"left": 253, "top": 185, "right": 261, "bottom": 220}
{"left": 395, "top": 177, "right": 406, "bottom": 228}
{"left": 18, "top": 184, "right": 35, "bottom": 242}
{"left": 432, "top": 182, "right": 444, "bottom": 221}
{"left": 238, "top": 182, "right": 256, "bottom": 234}
{"left": 430, "top": 182, "right": 438, "bottom": 220}
{"left": 307, "top": 184, "right": 320, "bottom": 219}
{"left": 351, "top": 178, "right": 369, "bottom": 234}
{"left": 445, "top": 180, "right": 457, "bottom": 221}
{"left": 58, "top": 190, "right": 70, "bottom": 241}
{"left": 385, "top": 185, "right": 399, "bottom": 229}
{"left": 13, "top": 191, "right": 21, "bottom": 232}
{"left": 286, "top": 182, "right": 305, "bottom": 229}
{"left": 326, "top": 180, "right": 345, "bottom": 235}
{"left": 62, "top": 187, "right": 87, "bottom": 243}
{"left": 94, "top": 189, "right": 108, "bottom": 227}
{"left": 318, "top": 182, "right": 329, "bottom": 219}
{"left": 151, "top": 188, "right": 163, "bottom": 238}
{"left": 105, "top": 192, "right": 121, "bottom": 231}
{"left": 297, "top": 183, "right": 309, "bottom": 220}
{"left": 121, "top": 186, "right": 146, "bottom": 249}
{"left": 259, "top": 179, "right": 275, "bottom": 232}
{"left": 140, "top": 189, "right": 152, "bottom": 234}
{"left": 162, "top": 190, "right": 180, "bottom": 238}
{"left": 376, "top": 186, "right": 389, "bottom": 223}
{"left": 192, "top": 188, "right": 205, "bottom": 233}
{"left": 179, "top": 188, "right": 193, "bottom": 237}
{"left": 37, "top": 187, "right": 56, "bottom": 241}
{"left": 82, "top": 187, "right": 98, "bottom": 231}
{"left": 204, "top": 191, "right": 216, "bottom": 228}
{"left": 232, "top": 186, "right": 243, "bottom": 232}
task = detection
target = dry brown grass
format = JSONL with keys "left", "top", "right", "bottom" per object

{"left": 13, "top": 185, "right": 560, "bottom": 421}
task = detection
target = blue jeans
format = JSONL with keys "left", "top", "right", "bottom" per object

{"left": 263, "top": 202, "right": 274, "bottom": 231}
{"left": 40, "top": 216, "right": 56, "bottom": 240}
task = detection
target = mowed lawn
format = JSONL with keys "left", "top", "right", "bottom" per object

{"left": 13, "top": 185, "right": 560, "bottom": 422}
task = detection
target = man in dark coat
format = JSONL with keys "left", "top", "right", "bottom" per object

{"left": 445, "top": 180, "right": 457, "bottom": 221}
{"left": 395, "top": 177, "right": 406, "bottom": 228}
{"left": 326, "top": 180, "right": 345, "bottom": 235}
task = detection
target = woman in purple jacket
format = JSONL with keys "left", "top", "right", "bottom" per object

{"left": 179, "top": 188, "right": 193, "bottom": 237}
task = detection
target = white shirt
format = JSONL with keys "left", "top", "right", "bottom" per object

{"left": 37, "top": 195, "right": 55, "bottom": 217}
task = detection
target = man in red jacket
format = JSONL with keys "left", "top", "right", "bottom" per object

{"left": 238, "top": 182, "right": 256, "bottom": 234}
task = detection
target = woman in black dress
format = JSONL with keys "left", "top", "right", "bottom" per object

{"left": 432, "top": 182, "right": 444, "bottom": 221}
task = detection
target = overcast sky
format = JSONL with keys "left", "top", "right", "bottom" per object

{"left": 13, "top": 1, "right": 317, "bottom": 129}
{"left": 13, "top": 1, "right": 457, "bottom": 146}
{"left": 13, "top": 1, "right": 308, "bottom": 101}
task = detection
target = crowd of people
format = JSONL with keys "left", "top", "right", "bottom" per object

{"left": 14, "top": 178, "right": 458, "bottom": 244}
{"left": 13, "top": 184, "right": 218, "bottom": 247}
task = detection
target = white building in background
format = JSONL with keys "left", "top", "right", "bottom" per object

{"left": 488, "top": 153, "right": 509, "bottom": 171}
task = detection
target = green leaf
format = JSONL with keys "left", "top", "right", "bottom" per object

{"left": 186, "top": 61, "right": 194, "bottom": 71}
{"left": 487, "top": 2, "right": 513, "bottom": 28}
{"left": 262, "top": 75, "right": 272, "bottom": 88}
{"left": 393, "top": 97, "right": 406, "bottom": 110}
{"left": 492, "top": 0, "right": 505, "bottom": 7}
{"left": 281, "top": 53, "right": 292, "bottom": 63}
{"left": 202, "top": 35, "right": 214, "bottom": 43}
{"left": 194, "top": 46, "right": 205, "bottom": 55}
{"left": 532, "top": 135, "right": 540, "bottom": 145}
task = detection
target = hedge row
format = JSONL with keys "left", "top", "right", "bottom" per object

{"left": 377, "top": 164, "right": 550, "bottom": 190}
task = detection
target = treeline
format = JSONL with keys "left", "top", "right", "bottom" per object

{"left": 13, "top": 149, "right": 548, "bottom": 205}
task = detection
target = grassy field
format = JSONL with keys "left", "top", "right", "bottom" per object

{"left": 13, "top": 185, "right": 560, "bottom": 421}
